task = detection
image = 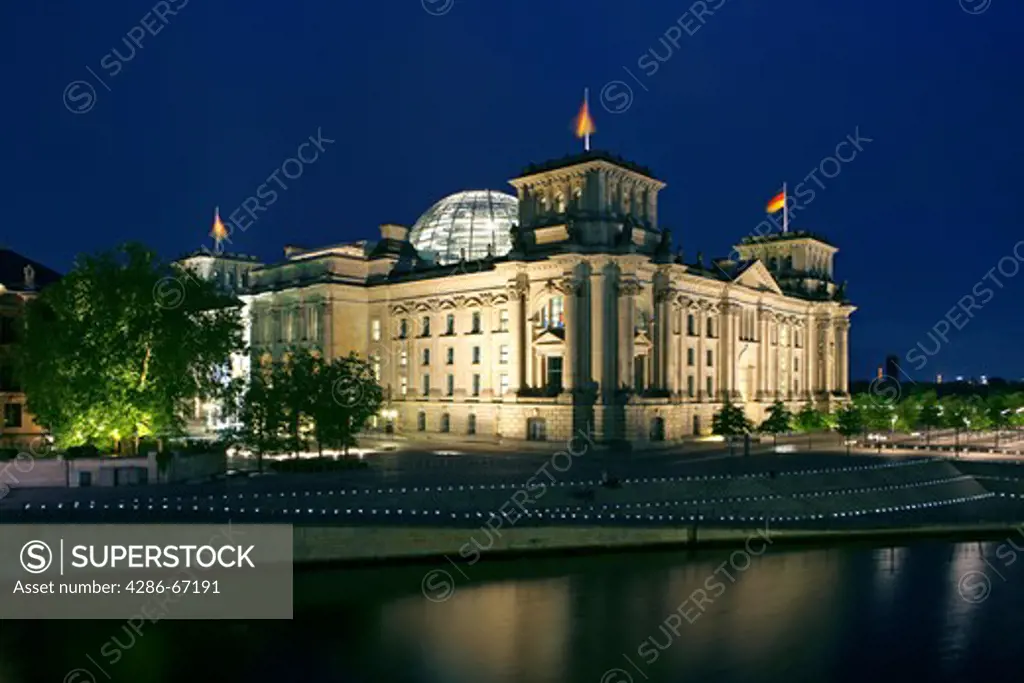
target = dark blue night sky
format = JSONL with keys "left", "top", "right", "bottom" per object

{"left": 6, "top": 0, "right": 1022, "bottom": 382}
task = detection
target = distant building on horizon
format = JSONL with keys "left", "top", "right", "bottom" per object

{"left": 885, "top": 354, "right": 900, "bottom": 381}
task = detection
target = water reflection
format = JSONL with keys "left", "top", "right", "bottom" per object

{"left": 0, "top": 541, "right": 1021, "bottom": 683}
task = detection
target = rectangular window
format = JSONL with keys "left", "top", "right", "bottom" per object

{"left": 446, "top": 347, "right": 454, "bottom": 365}
{"left": 400, "top": 377, "right": 408, "bottom": 396}
{"left": 399, "top": 319, "right": 408, "bottom": 339}
{"left": 422, "top": 349, "right": 430, "bottom": 365}
{"left": 548, "top": 356, "right": 563, "bottom": 391}
{"left": 370, "top": 355, "right": 381, "bottom": 381}
{"left": 472, "top": 311, "right": 481, "bottom": 333}
{"left": 371, "top": 319, "right": 381, "bottom": 342}
{"left": 499, "top": 345, "right": 509, "bottom": 364}
{"left": 4, "top": 403, "right": 22, "bottom": 428}
{"left": 794, "top": 379, "right": 800, "bottom": 394}
{"left": 707, "top": 349, "right": 713, "bottom": 367}
{"left": 706, "top": 376, "right": 713, "bottom": 397}
{"left": 445, "top": 314, "right": 455, "bottom": 335}
{"left": 499, "top": 309, "right": 509, "bottom": 332}
{"left": 687, "top": 348, "right": 695, "bottom": 367}
{"left": 422, "top": 374, "right": 430, "bottom": 396}
{"left": 472, "top": 374, "right": 481, "bottom": 397}
{"left": 446, "top": 374, "right": 454, "bottom": 397}
{"left": 499, "top": 374, "right": 509, "bottom": 396}
{"left": 400, "top": 350, "right": 408, "bottom": 367}
{"left": 421, "top": 316, "right": 431, "bottom": 337}
{"left": 687, "top": 376, "right": 695, "bottom": 398}
{"left": 472, "top": 346, "right": 481, "bottom": 364}
{"left": 687, "top": 314, "right": 695, "bottom": 336}
{"left": 794, "top": 357, "right": 800, "bottom": 372}
{"left": 706, "top": 317, "right": 714, "bottom": 338}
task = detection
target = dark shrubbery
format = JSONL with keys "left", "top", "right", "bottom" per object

{"left": 0, "top": 448, "right": 19, "bottom": 461}
{"left": 64, "top": 444, "right": 100, "bottom": 459}
{"left": 268, "top": 457, "right": 369, "bottom": 474}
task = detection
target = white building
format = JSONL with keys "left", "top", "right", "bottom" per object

{"left": 199, "top": 150, "right": 855, "bottom": 445}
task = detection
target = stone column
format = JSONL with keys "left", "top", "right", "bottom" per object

{"left": 804, "top": 314, "right": 815, "bottom": 398}
{"left": 839, "top": 320, "right": 850, "bottom": 394}
{"left": 696, "top": 304, "right": 706, "bottom": 400}
{"left": 772, "top": 318, "right": 781, "bottom": 399}
{"left": 507, "top": 280, "right": 526, "bottom": 394}
{"left": 757, "top": 310, "right": 769, "bottom": 399}
{"left": 618, "top": 280, "right": 639, "bottom": 391}
{"left": 590, "top": 264, "right": 608, "bottom": 399}
{"left": 560, "top": 276, "right": 580, "bottom": 393}
{"left": 656, "top": 289, "right": 675, "bottom": 391}
{"left": 719, "top": 303, "right": 732, "bottom": 401}
{"left": 788, "top": 318, "right": 796, "bottom": 400}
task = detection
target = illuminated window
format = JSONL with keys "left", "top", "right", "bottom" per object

{"left": 499, "top": 345, "right": 509, "bottom": 364}
{"left": 400, "top": 350, "right": 407, "bottom": 367}
{"left": 499, "top": 374, "right": 509, "bottom": 396}
{"left": 370, "top": 355, "right": 381, "bottom": 381}
{"left": 371, "top": 319, "right": 381, "bottom": 342}
{"left": 540, "top": 296, "right": 564, "bottom": 329}
{"left": 499, "top": 309, "right": 509, "bottom": 332}
{"left": 400, "top": 377, "right": 408, "bottom": 396}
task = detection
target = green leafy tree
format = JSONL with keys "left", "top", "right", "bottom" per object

{"left": 987, "top": 394, "right": 1011, "bottom": 448}
{"left": 794, "top": 402, "right": 824, "bottom": 450}
{"left": 17, "top": 243, "right": 243, "bottom": 452}
{"left": 759, "top": 400, "right": 793, "bottom": 448}
{"left": 835, "top": 404, "right": 865, "bottom": 455}
{"left": 328, "top": 352, "right": 385, "bottom": 455}
{"left": 941, "top": 396, "right": 970, "bottom": 456}
{"left": 712, "top": 400, "right": 753, "bottom": 456}
{"left": 894, "top": 396, "right": 921, "bottom": 433}
{"left": 233, "top": 366, "right": 285, "bottom": 472}
{"left": 918, "top": 393, "right": 943, "bottom": 447}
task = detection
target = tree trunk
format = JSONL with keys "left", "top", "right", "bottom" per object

{"left": 926, "top": 427, "right": 931, "bottom": 447}
{"left": 773, "top": 434, "right": 778, "bottom": 449}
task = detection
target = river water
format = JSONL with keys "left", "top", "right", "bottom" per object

{"left": 2, "top": 538, "right": 1022, "bottom": 682}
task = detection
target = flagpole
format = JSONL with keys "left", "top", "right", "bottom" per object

{"left": 584, "top": 88, "right": 590, "bottom": 152}
{"left": 782, "top": 182, "right": 788, "bottom": 234}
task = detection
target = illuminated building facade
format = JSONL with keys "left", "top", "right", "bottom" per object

{"left": 0, "top": 250, "right": 61, "bottom": 447}
{"left": 229, "top": 151, "right": 855, "bottom": 444}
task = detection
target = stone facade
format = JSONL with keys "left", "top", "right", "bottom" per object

{"left": 236, "top": 151, "right": 855, "bottom": 445}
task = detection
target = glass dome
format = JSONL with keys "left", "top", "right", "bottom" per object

{"left": 408, "top": 190, "right": 518, "bottom": 264}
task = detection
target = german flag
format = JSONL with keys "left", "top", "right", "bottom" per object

{"left": 766, "top": 189, "right": 786, "bottom": 214}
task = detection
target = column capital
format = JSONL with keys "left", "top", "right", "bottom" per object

{"left": 555, "top": 275, "right": 584, "bottom": 296}
{"left": 618, "top": 280, "right": 643, "bottom": 298}
{"left": 506, "top": 278, "right": 529, "bottom": 299}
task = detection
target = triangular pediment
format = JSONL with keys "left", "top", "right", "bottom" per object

{"left": 733, "top": 260, "right": 783, "bottom": 294}
{"left": 534, "top": 328, "right": 565, "bottom": 345}
{"left": 634, "top": 330, "right": 653, "bottom": 348}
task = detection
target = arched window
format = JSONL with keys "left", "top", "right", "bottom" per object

{"left": 540, "top": 296, "right": 565, "bottom": 329}
{"left": 440, "top": 414, "right": 450, "bottom": 433}
{"left": 417, "top": 411, "right": 426, "bottom": 431}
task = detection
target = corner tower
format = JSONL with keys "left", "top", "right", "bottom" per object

{"left": 507, "top": 151, "right": 668, "bottom": 257}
